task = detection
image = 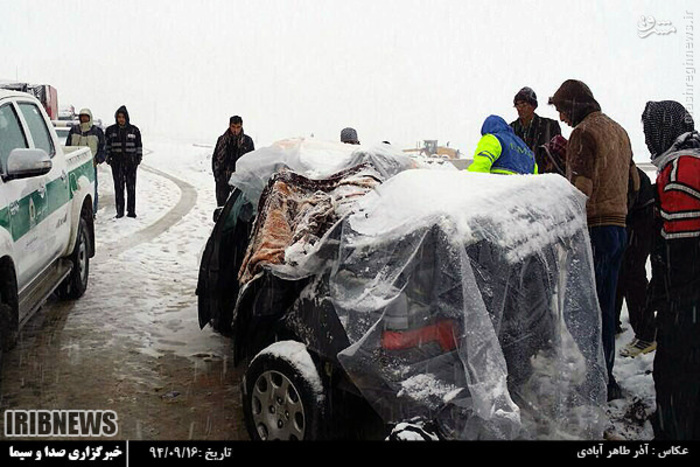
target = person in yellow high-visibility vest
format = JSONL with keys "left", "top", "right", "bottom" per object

{"left": 467, "top": 115, "right": 538, "bottom": 175}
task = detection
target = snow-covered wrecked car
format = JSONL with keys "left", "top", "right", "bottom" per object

{"left": 196, "top": 138, "right": 609, "bottom": 440}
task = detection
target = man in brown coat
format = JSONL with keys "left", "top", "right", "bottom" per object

{"left": 549, "top": 80, "right": 638, "bottom": 401}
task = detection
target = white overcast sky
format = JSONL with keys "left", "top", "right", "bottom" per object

{"left": 0, "top": 0, "right": 696, "bottom": 160}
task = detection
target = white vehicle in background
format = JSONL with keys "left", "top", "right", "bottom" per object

{"left": 57, "top": 104, "right": 76, "bottom": 122}
{"left": 0, "top": 90, "right": 95, "bottom": 368}
{"left": 51, "top": 120, "right": 77, "bottom": 145}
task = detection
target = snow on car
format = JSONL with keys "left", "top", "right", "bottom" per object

{"left": 197, "top": 137, "right": 608, "bottom": 440}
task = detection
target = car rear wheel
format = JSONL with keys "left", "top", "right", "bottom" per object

{"left": 242, "top": 342, "right": 327, "bottom": 440}
{"left": 0, "top": 277, "right": 19, "bottom": 379}
{"left": 58, "top": 216, "right": 90, "bottom": 300}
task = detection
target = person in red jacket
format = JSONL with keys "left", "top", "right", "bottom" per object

{"left": 642, "top": 100, "right": 700, "bottom": 440}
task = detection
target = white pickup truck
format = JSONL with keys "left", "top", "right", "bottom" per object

{"left": 0, "top": 89, "right": 95, "bottom": 363}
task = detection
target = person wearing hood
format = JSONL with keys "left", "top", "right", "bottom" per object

{"left": 641, "top": 100, "right": 700, "bottom": 440}
{"left": 510, "top": 87, "right": 562, "bottom": 174}
{"left": 105, "top": 105, "right": 142, "bottom": 218}
{"left": 467, "top": 115, "right": 538, "bottom": 175}
{"left": 67, "top": 108, "right": 105, "bottom": 217}
{"left": 549, "top": 80, "right": 638, "bottom": 402}
{"left": 212, "top": 115, "right": 255, "bottom": 206}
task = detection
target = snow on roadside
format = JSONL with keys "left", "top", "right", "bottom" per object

{"left": 69, "top": 138, "right": 227, "bottom": 362}
{"left": 94, "top": 162, "right": 178, "bottom": 241}
{"left": 609, "top": 307, "right": 656, "bottom": 440}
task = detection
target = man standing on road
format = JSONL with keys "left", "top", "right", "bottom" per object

{"left": 549, "top": 80, "right": 638, "bottom": 401}
{"left": 212, "top": 115, "right": 255, "bottom": 206}
{"left": 616, "top": 167, "right": 657, "bottom": 358}
{"left": 105, "top": 105, "right": 142, "bottom": 218}
{"left": 641, "top": 100, "right": 700, "bottom": 440}
{"left": 66, "top": 108, "right": 105, "bottom": 217}
{"left": 510, "top": 87, "right": 561, "bottom": 174}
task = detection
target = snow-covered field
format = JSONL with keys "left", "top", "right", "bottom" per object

{"left": 89, "top": 137, "right": 657, "bottom": 440}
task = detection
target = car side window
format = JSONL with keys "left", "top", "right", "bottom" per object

{"left": 18, "top": 102, "right": 55, "bottom": 158}
{"left": 0, "top": 103, "right": 29, "bottom": 174}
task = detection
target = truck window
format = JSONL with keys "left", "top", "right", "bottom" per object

{"left": 18, "top": 102, "right": 55, "bottom": 158}
{"left": 0, "top": 103, "right": 29, "bottom": 174}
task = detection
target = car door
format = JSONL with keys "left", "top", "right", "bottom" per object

{"left": 196, "top": 189, "right": 254, "bottom": 334}
{"left": 16, "top": 99, "right": 71, "bottom": 271}
{"left": 0, "top": 99, "right": 47, "bottom": 293}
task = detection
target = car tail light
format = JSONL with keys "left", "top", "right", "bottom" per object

{"left": 381, "top": 320, "right": 458, "bottom": 352}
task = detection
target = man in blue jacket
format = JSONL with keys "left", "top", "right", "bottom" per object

{"left": 468, "top": 115, "right": 538, "bottom": 174}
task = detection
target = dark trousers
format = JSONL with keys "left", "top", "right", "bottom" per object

{"left": 652, "top": 297, "right": 700, "bottom": 440}
{"left": 112, "top": 163, "right": 138, "bottom": 216}
{"left": 615, "top": 207, "right": 656, "bottom": 342}
{"left": 215, "top": 179, "right": 232, "bottom": 207}
{"left": 94, "top": 165, "right": 99, "bottom": 215}
{"left": 590, "top": 226, "right": 627, "bottom": 385}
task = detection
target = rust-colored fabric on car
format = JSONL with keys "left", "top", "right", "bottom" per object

{"left": 238, "top": 163, "right": 382, "bottom": 285}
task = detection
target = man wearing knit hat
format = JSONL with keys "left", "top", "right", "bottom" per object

{"left": 510, "top": 87, "right": 561, "bottom": 174}
{"left": 549, "top": 79, "right": 639, "bottom": 402}
{"left": 340, "top": 127, "right": 360, "bottom": 145}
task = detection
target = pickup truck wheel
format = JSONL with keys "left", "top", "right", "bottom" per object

{"left": 0, "top": 303, "right": 17, "bottom": 352}
{"left": 242, "top": 342, "right": 327, "bottom": 440}
{"left": 0, "top": 263, "right": 19, "bottom": 354}
{"left": 59, "top": 216, "right": 90, "bottom": 300}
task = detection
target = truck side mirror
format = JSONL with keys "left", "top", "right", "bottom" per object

{"left": 4, "top": 148, "right": 52, "bottom": 180}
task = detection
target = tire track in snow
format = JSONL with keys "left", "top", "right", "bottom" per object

{"left": 96, "top": 151, "right": 198, "bottom": 259}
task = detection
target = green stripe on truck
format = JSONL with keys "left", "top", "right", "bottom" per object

{"left": 0, "top": 158, "right": 94, "bottom": 242}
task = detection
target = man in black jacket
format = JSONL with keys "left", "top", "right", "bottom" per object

{"left": 510, "top": 87, "right": 561, "bottom": 174}
{"left": 105, "top": 105, "right": 142, "bottom": 218}
{"left": 616, "top": 167, "right": 657, "bottom": 357}
{"left": 212, "top": 115, "right": 255, "bottom": 206}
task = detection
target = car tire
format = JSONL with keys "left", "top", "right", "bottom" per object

{"left": 58, "top": 216, "right": 90, "bottom": 300}
{"left": 242, "top": 342, "right": 327, "bottom": 440}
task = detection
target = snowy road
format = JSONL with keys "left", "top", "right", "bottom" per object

{"left": 0, "top": 140, "right": 250, "bottom": 440}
